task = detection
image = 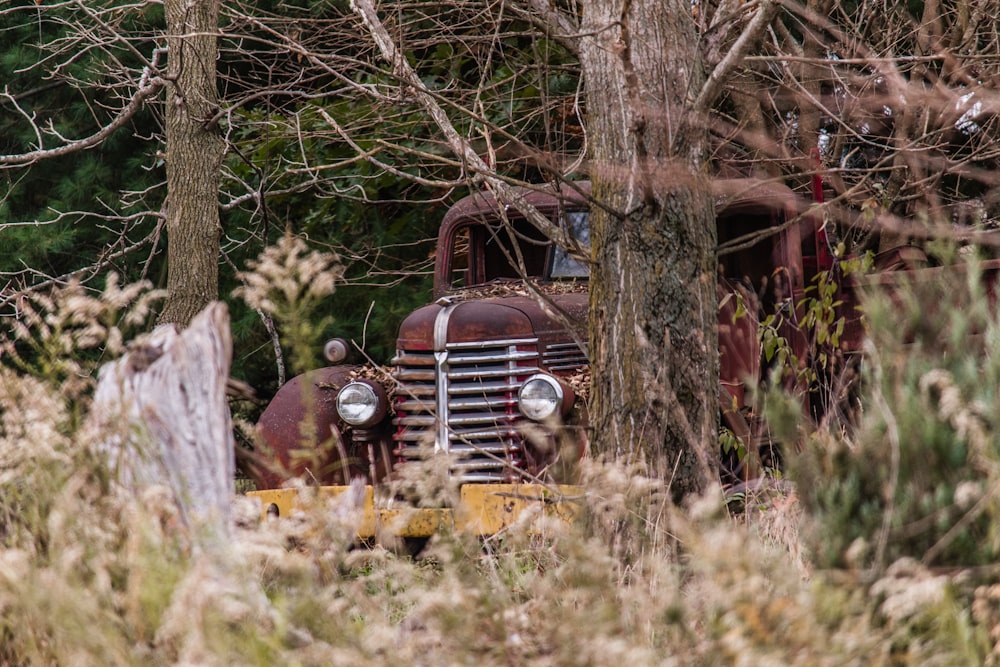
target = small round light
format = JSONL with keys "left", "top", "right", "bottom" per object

{"left": 323, "top": 338, "right": 349, "bottom": 364}
{"left": 518, "top": 374, "right": 565, "bottom": 421}
{"left": 336, "top": 381, "right": 383, "bottom": 427}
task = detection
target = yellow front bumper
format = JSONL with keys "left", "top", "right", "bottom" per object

{"left": 247, "top": 483, "right": 582, "bottom": 537}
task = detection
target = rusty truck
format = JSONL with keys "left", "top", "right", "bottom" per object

{"left": 249, "top": 177, "right": 884, "bottom": 532}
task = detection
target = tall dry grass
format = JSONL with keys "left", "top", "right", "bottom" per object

{"left": 2, "top": 241, "right": 1000, "bottom": 665}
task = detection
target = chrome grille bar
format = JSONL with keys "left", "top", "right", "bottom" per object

{"left": 542, "top": 341, "right": 588, "bottom": 372}
{"left": 391, "top": 332, "right": 540, "bottom": 482}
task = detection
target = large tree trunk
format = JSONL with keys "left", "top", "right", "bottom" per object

{"left": 579, "top": 0, "right": 717, "bottom": 499}
{"left": 158, "top": 0, "right": 224, "bottom": 327}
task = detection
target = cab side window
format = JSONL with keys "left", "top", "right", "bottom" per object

{"left": 549, "top": 211, "right": 590, "bottom": 279}
{"left": 449, "top": 226, "right": 471, "bottom": 288}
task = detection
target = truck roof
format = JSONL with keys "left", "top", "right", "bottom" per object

{"left": 439, "top": 178, "right": 802, "bottom": 228}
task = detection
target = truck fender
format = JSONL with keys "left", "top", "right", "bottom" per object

{"left": 251, "top": 365, "right": 362, "bottom": 489}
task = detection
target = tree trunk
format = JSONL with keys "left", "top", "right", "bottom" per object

{"left": 88, "top": 303, "right": 235, "bottom": 543}
{"left": 579, "top": 0, "right": 717, "bottom": 500}
{"left": 158, "top": 0, "right": 224, "bottom": 327}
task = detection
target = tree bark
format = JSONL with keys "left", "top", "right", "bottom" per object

{"left": 579, "top": 0, "right": 717, "bottom": 499}
{"left": 88, "top": 303, "right": 235, "bottom": 542}
{"left": 158, "top": 0, "right": 224, "bottom": 327}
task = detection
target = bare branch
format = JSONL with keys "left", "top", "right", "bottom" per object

{"left": 0, "top": 219, "right": 163, "bottom": 312}
{"left": 511, "top": 0, "right": 582, "bottom": 54}
{"left": 350, "top": 0, "right": 585, "bottom": 253}
{"left": 693, "top": 0, "right": 779, "bottom": 113}
{"left": 0, "top": 76, "right": 163, "bottom": 167}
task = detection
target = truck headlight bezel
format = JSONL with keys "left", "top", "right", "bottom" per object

{"left": 335, "top": 380, "right": 388, "bottom": 428}
{"left": 517, "top": 373, "right": 573, "bottom": 421}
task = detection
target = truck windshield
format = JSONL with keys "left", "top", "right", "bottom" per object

{"left": 549, "top": 211, "right": 590, "bottom": 279}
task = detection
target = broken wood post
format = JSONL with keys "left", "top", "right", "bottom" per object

{"left": 87, "top": 302, "right": 235, "bottom": 543}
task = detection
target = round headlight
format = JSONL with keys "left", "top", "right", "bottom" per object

{"left": 518, "top": 374, "right": 565, "bottom": 421}
{"left": 336, "top": 381, "right": 385, "bottom": 427}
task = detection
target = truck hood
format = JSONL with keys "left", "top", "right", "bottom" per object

{"left": 397, "top": 291, "right": 588, "bottom": 350}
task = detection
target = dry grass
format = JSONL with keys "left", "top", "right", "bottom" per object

{"left": 2, "top": 246, "right": 1000, "bottom": 665}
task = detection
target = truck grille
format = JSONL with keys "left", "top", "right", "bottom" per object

{"left": 543, "top": 341, "right": 588, "bottom": 372}
{"left": 392, "top": 338, "right": 540, "bottom": 483}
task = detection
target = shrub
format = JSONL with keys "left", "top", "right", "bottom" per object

{"left": 795, "top": 254, "right": 1000, "bottom": 570}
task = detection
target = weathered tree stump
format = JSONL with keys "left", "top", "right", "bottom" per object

{"left": 87, "top": 302, "right": 235, "bottom": 542}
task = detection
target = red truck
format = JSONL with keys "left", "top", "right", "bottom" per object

{"left": 249, "top": 178, "right": 869, "bottom": 526}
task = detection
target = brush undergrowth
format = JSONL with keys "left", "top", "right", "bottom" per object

{"left": 3, "top": 241, "right": 1000, "bottom": 665}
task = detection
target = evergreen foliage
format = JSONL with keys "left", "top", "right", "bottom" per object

{"left": 795, "top": 251, "right": 1000, "bottom": 569}
{"left": 0, "top": 1, "right": 163, "bottom": 286}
